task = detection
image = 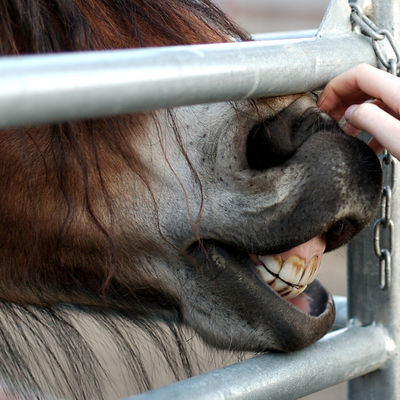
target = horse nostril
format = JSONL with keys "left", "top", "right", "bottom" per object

{"left": 326, "top": 219, "right": 355, "bottom": 251}
{"left": 331, "top": 220, "right": 346, "bottom": 237}
{"left": 245, "top": 98, "right": 329, "bottom": 171}
{"left": 246, "top": 122, "right": 294, "bottom": 170}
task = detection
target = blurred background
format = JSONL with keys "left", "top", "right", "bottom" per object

{"left": 214, "top": 1, "right": 347, "bottom": 399}
{"left": 216, "top": 0, "right": 331, "bottom": 33}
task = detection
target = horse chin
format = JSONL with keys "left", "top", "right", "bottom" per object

{"left": 186, "top": 241, "right": 335, "bottom": 353}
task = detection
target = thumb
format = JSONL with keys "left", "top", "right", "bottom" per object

{"left": 344, "top": 102, "right": 400, "bottom": 160}
{"left": 344, "top": 104, "right": 360, "bottom": 122}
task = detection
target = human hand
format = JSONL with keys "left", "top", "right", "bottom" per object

{"left": 318, "top": 63, "right": 400, "bottom": 160}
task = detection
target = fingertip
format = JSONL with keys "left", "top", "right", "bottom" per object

{"left": 316, "top": 92, "right": 326, "bottom": 108}
{"left": 341, "top": 121, "right": 361, "bottom": 136}
{"left": 317, "top": 88, "right": 335, "bottom": 112}
{"left": 317, "top": 89, "right": 347, "bottom": 121}
{"left": 344, "top": 104, "right": 360, "bottom": 122}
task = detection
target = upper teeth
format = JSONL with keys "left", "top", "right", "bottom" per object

{"left": 252, "top": 254, "right": 321, "bottom": 300}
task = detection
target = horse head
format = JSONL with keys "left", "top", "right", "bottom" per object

{"left": 138, "top": 95, "right": 381, "bottom": 351}
{"left": 0, "top": 0, "right": 382, "bottom": 396}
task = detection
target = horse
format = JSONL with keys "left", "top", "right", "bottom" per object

{"left": 0, "top": 0, "right": 382, "bottom": 398}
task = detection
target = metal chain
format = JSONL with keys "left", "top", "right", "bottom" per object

{"left": 350, "top": 4, "right": 400, "bottom": 74}
{"left": 374, "top": 152, "right": 395, "bottom": 289}
{"left": 350, "top": 3, "right": 398, "bottom": 289}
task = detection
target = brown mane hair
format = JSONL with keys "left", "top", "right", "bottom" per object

{"left": 0, "top": 0, "right": 249, "bottom": 309}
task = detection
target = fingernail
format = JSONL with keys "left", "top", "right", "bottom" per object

{"left": 345, "top": 104, "right": 359, "bottom": 121}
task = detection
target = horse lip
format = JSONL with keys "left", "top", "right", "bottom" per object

{"left": 191, "top": 241, "right": 335, "bottom": 352}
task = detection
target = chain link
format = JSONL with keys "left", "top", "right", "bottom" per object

{"left": 350, "top": 4, "right": 400, "bottom": 74}
{"left": 350, "top": 3, "right": 398, "bottom": 289}
{"left": 372, "top": 151, "right": 395, "bottom": 290}
{"left": 374, "top": 173, "right": 394, "bottom": 289}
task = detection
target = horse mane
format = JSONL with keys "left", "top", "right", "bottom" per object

{"left": 0, "top": 1, "right": 249, "bottom": 308}
{"left": 0, "top": 0, "right": 249, "bottom": 53}
{"left": 0, "top": 2, "right": 251, "bottom": 397}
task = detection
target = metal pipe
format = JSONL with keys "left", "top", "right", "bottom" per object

{"left": 0, "top": 35, "right": 376, "bottom": 129}
{"left": 333, "top": 296, "right": 348, "bottom": 330}
{"left": 374, "top": 0, "right": 400, "bottom": 45}
{"left": 252, "top": 29, "right": 317, "bottom": 41}
{"left": 347, "top": 1, "right": 400, "bottom": 399}
{"left": 127, "top": 325, "right": 393, "bottom": 400}
{"left": 347, "top": 159, "right": 400, "bottom": 400}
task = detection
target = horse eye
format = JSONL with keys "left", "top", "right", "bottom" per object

{"left": 246, "top": 122, "right": 294, "bottom": 170}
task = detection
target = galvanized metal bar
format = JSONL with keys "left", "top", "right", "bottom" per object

{"left": 252, "top": 29, "right": 316, "bottom": 41}
{"left": 374, "top": 0, "right": 400, "bottom": 45}
{"left": 333, "top": 296, "right": 348, "bottom": 330}
{"left": 348, "top": 161, "right": 400, "bottom": 400}
{"left": 127, "top": 326, "right": 393, "bottom": 400}
{"left": 348, "top": 1, "right": 400, "bottom": 399}
{"left": 0, "top": 34, "right": 376, "bottom": 129}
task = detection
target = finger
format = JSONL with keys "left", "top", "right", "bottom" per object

{"left": 345, "top": 102, "right": 400, "bottom": 160}
{"left": 368, "top": 137, "right": 384, "bottom": 155}
{"left": 318, "top": 64, "right": 400, "bottom": 120}
{"left": 318, "top": 64, "right": 375, "bottom": 119}
{"left": 318, "top": 85, "right": 371, "bottom": 121}
{"left": 372, "top": 98, "right": 400, "bottom": 119}
{"left": 341, "top": 121, "right": 361, "bottom": 136}
{"left": 340, "top": 99, "right": 397, "bottom": 137}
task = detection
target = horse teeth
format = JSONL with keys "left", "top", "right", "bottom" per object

{"left": 298, "top": 256, "right": 320, "bottom": 286}
{"left": 279, "top": 256, "right": 305, "bottom": 285}
{"left": 270, "top": 277, "right": 288, "bottom": 291}
{"left": 258, "top": 255, "right": 282, "bottom": 274}
{"left": 308, "top": 256, "right": 320, "bottom": 282}
{"left": 282, "top": 286, "right": 307, "bottom": 300}
{"left": 253, "top": 252, "right": 322, "bottom": 300}
{"left": 255, "top": 265, "right": 275, "bottom": 284}
{"left": 250, "top": 250, "right": 320, "bottom": 300}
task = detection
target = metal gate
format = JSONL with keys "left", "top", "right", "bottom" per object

{"left": 0, "top": 0, "right": 399, "bottom": 398}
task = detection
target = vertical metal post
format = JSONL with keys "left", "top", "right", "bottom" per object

{"left": 373, "top": 0, "right": 400, "bottom": 45}
{"left": 348, "top": 2, "right": 400, "bottom": 399}
{"left": 348, "top": 159, "right": 399, "bottom": 399}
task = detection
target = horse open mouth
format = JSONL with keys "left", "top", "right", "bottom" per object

{"left": 206, "top": 236, "right": 333, "bottom": 319}
{"left": 190, "top": 236, "right": 336, "bottom": 352}
{"left": 200, "top": 216, "right": 353, "bottom": 315}
{"left": 187, "top": 218, "right": 357, "bottom": 351}
{"left": 249, "top": 234, "right": 326, "bottom": 314}
{"left": 242, "top": 216, "right": 354, "bottom": 318}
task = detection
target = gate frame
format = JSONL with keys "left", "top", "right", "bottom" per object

{"left": 0, "top": 0, "right": 399, "bottom": 398}
{"left": 129, "top": 1, "right": 400, "bottom": 398}
{"left": 0, "top": 0, "right": 377, "bottom": 128}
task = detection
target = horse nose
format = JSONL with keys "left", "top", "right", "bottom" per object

{"left": 246, "top": 95, "right": 340, "bottom": 170}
